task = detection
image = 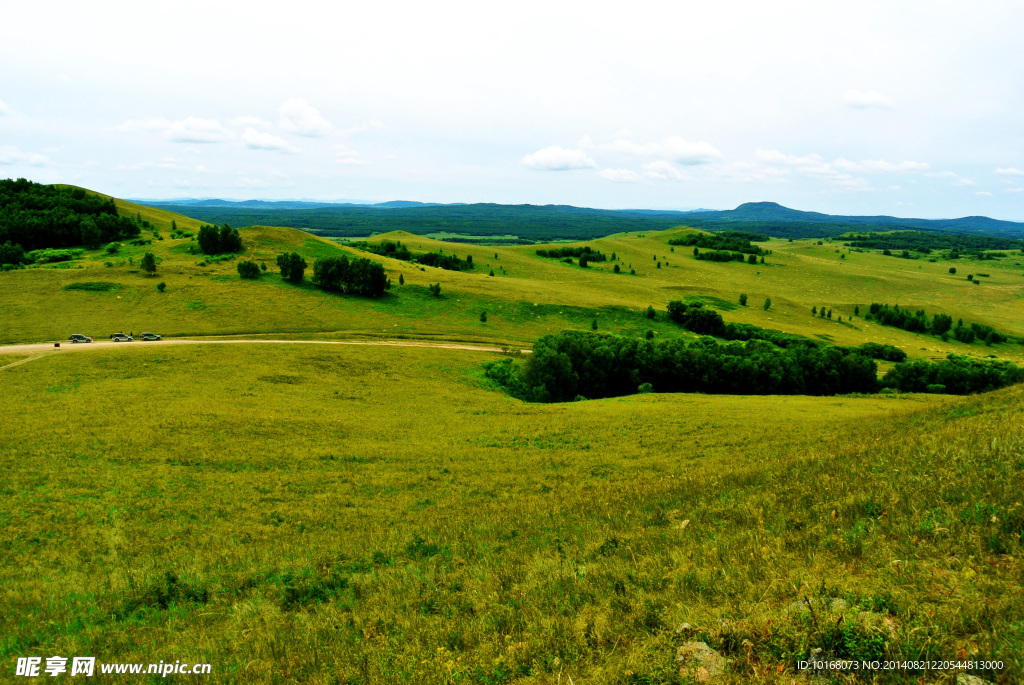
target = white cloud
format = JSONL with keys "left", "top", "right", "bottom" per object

{"left": 1006, "top": 188, "right": 1024, "bottom": 193}
{"left": 242, "top": 128, "right": 300, "bottom": 154}
{"left": 598, "top": 168, "right": 644, "bottom": 183}
{"left": 521, "top": 146, "right": 597, "bottom": 171}
{"left": 0, "top": 146, "right": 48, "bottom": 165}
{"left": 833, "top": 158, "right": 929, "bottom": 173}
{"left": 0, "top": 100, "right": 11, "bottom": 115}
{"left": 926, "top": 171, "right": 957, "bottom": 178}
{"left": 843, "top": 89, "right": 894, "bottom": 110}
{"left": 119, "top": 116, "right": 233, "bottom": 143}
{"left": 165, "top": 117, "right": 234, "bottom": 143}
{"left": 953, "top": 177, "right": 976, "bottom": 187}
{"left": 642, "top": 160, "right": 690, "bottom": 181}
{"left": 332, "top": 144, "right": 368, "bottom": 165}
{"left": 279, "top": 99, "right": 332, "bottom": 137}
{"left": 976, "top": 191, "right": 993, "bottom": 196}
{"left": 337, "top": 157, "right": 369, "bottom": 166}
{"left": 606, "top": 136, "right": 722, "bottom": 165}
{"left": 995, "top": 167, "right": 1024, "bottom": 176}
{"left": 755, "top": 149, "right": 826, "bottom": 168}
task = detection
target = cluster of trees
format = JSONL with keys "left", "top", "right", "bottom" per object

{"left": 197, "top": 224, "right": 242, "bottom": 255}
{"left": 535, "top": 245, "right": 608, "bottom": 261}
{"left": 483, "top": 331, "right": 880, "bottom": 402}
{"left": 277, "top": 253, "right": 307, "bottom": 282}
{"left": 351, "top": 239, "right": 413, "bottom": 261}
{"left": 0, "top": 179, "right": 139, "bottom": 256}
{"left": 312, "top": 255, "right": 390, "bottom": 297}
{"left": 670, "top": 232, "right": 766, "bottom": 254}
{"left": 351, "top": 239, "right": 473, "bottom": 271}
{"left": 414, "top": 251, "right": 474, "bottom": 271}
{"left": 844, "top": 230, "right": 1023, "bottom": 254}
{"left": 694, "top": 249, "right": 762, "bottom": 264}
{"left": 882, "top": 355, "right": 1024, "bottom": 394}
{"left": 866, "top": 303, "right": 1008, "bottom": 345}
{"left": 238, "top": 261, "right": 261, "bottom": 279}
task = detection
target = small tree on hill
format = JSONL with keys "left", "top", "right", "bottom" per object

{"left": 141, "top": 252, "right": 157, "bottom": 274}
{"left": 949, "top": 267, "right": 956, "bottom": 274}
{"left": 429, "top": 283, "right": 441, "bottom": 296}
{"left": 646, "top": 305, "right": 656, "bottom": 319}
{"left": 739, "top": 294, "right": 747, "bottom": 306}
{"left": 399, "top": 273, "right": 405, "bottom": 285}
{"left": 763, "top": 297, "right": 772, "bottom": 311}
{"left": 579, "top": 254, "right": 589, "bottom": 268}
{"left": 277, "top": 253, "right": 307, "bottom": 283}
{"left": 156, "top": 281, "right": 166, "bottom": 292}
{"left": 480, "top": 311, "right": 487, "bottom": 322}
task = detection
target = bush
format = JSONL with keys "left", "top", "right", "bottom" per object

{"left": 739, "top": 294, "right": 748, "bottom": 306}
{"left": 646, "top": 305, "right": 656, "bottom": 319}
{"left": 429, "top": 283, "right": 441, "bottom": 297}
{"left": 480, "top": 311, "right": 487, "bottom": 323}
{"left": 237, "top": 261, "right": 260, "bottom": 279}
{"left": 156, "top": 281, "right": 166, "bottom": 292}
{"left": 140, "top": 252, "right": 157, "bottom": 274}
{"left": 763, "top": 298, "right": 772, "bottom": 311}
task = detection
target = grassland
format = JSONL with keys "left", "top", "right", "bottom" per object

{"left": 2, "top": 343, "right": 1020, "bottom": 684}
{"left": 3, "top": 194, "right": 1024, "bottom": 683}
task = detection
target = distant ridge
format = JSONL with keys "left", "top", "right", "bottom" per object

{"left": 682, "top": 201, "right": 1024, "bottom": 237}
{"left": 141, "top": 198, "right": 1024, "bottom": 241}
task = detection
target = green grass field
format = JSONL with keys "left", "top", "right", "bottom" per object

{"left": 2, "top": 343, "right": 1020, "bottom": 684}
{"left": 2, "top": 193, "right": 1024, "bottom": 683}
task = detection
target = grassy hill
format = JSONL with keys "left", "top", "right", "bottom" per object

{"left": 2, "top": 188, "right": 1024, "bottom": 683}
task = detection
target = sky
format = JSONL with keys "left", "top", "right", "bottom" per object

{"left": 1, "top": 0, "right": 1023, "bottom": 219}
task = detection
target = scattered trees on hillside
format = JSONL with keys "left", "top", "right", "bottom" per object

{"left": 866, "top": 303, "right": 1007, "bottom": 345}
{"left": 535, "top": 246, "right": 607, "bottom": 262}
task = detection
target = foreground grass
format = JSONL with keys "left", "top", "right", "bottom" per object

{"left": 1, "top": 344, "right": 1020, "bottom": 683}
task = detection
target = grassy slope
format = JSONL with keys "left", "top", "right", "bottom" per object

{"left": 3, "top": 195, "right": 1024, "bottom": 364}
{"left": 0, "top": 344, "right": 1019, "bottom": 683}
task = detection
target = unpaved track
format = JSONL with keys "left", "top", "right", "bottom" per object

{"left": 0, "top": 338, "right": 527, "bottom": 371}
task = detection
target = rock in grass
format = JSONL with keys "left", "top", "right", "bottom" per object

{"left": 676, "top": 641, "right": 729, "bottom": 682}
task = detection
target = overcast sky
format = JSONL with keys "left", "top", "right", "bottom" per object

{"left": 2, "top": 0, "right": 1022, "bottom": 218}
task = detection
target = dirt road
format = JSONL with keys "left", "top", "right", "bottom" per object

{"left": 0, "top": 338, "right": 528, "bottom": 371}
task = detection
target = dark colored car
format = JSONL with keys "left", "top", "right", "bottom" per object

{"left": 110, "top": 333, "right": 133, "bottom": 342}
{"left": 139, "top": 332, "right": 162, "bottom": 341}
{"left": 69, "top": 334, "right": 93, "bottom": 343}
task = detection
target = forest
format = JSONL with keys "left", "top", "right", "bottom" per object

{"left": 0, "top": 178, "right": 139, "bottom": 255}
{"left": 668, "top": 232, "right": 766, "bottom": 254}
{"left": 842, "top": 230, "right": 1024, "bottom": 253}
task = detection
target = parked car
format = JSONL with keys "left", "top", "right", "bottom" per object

{"left": 110, "top": 333, "right": 133, "bottom": 342}
{"left": 69, "top": 334, "right": 93, "bottom": 343}
{"left": 139, "top": 332, "right": 162, "bottom": 341}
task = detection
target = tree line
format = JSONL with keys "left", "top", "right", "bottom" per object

{"left": 484, "top": 331, "right": 879, "bottom": 402}
{"left": 535, "top": 245, "right": 608, "bottom": 262}
{"left": 0, "top": 178, "right": 139, "bottom": 257}
{"left": 197, "top": 224, "right": 243, "bottom": 255}
{"left": 843, "top": 230, "right": 1023, "bottom": 254}
{"left": 881, "top": 355, "right": 1024, "bottom": 394}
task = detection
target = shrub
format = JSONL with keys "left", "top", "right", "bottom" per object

{"left": 480, "top": 311, "right": 487, "bottom": 323}
{"left": 613, "top": 264, "right": 620, "bottom": 273}
{"left": 429, "top": 283, "right": 441, "bottom": 297}
{"left": 156, "top": 281, "right": 166, "bottom": 292}
{"left": 763, "top": 298, "right": 772, "bottom": 311}
{"left": 739, "top": 294, "right": 748, "bottom": 306}
{"left": 949, "top": 267, "right": 957, "bottom": 274}
{"left": 646, "top": 305, "right": 656, "bottom": 319}
{"left": 237, "top": 261, "right": 260, "bottom": 279}
{"left": 140, "top": 252, "right": 157, "bottom": 274}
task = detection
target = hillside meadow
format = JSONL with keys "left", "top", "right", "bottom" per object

{"left": 1, "top": 343, "right": 1021, "bottom": 684}
{"left": 2, "top": 196, "right": 1024, "bottom": 369}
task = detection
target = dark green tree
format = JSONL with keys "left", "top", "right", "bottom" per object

{"left": 646, "top": 305, "right": 656, "bottom": 319}
{"left": 140, "top": 252, "right": 157, "bottom": 274}
{"left": 429, "top": 283, "right": 441, "bottom": 296}
{"left": 739, "top": 294, "right": 747, "bottom": 306}
{"left": 399, "top": 273, "right": 405, "bottom": 285}
{"left": 156, "top": 281, "right": 166, "bottom": 292}
{"left": 763, "top": 298, "right": 771, "bottom": 311}
{"left": 277, "top": 253, "right": 307, "bottom": 283}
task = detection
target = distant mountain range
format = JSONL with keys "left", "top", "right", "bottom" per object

{"left": 141, "top": 198, "right": 1024, "bottom": 241}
